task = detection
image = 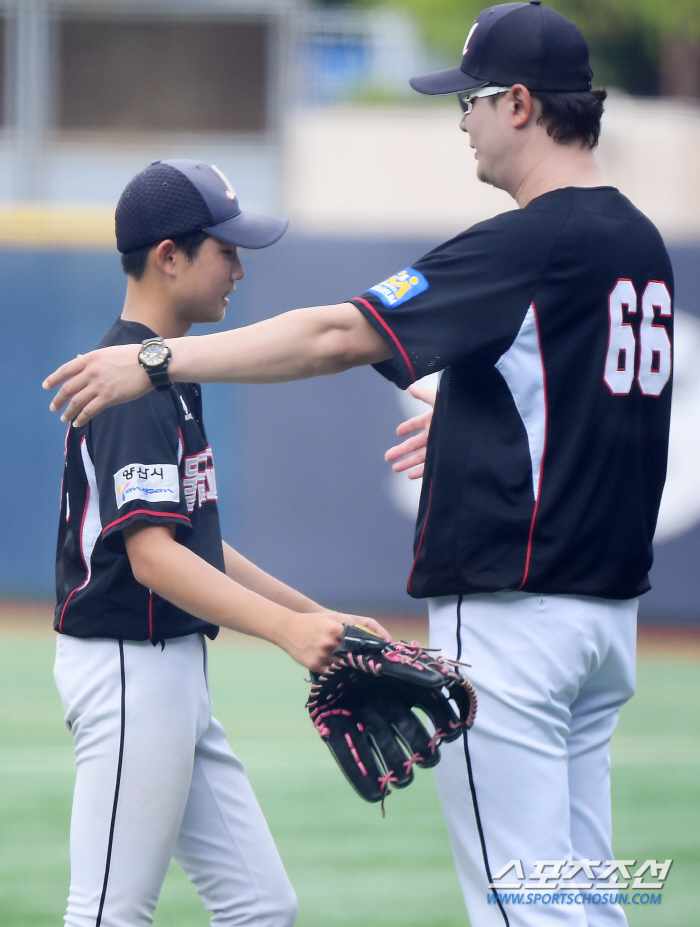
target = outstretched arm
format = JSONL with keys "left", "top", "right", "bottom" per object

{"left": 385, "top": 383, "right": 436, "bottom": 480}
{"left": 124, "top": 524, "right": 390, "bottom": 673}
{"left": 221, "top": 541, "right": 390, "bottom": 641}
{"left": 44, "top": 302, "right": 392, "bottom": 426}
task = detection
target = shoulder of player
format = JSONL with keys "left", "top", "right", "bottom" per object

{"left": 83, "top": 379, "right": 200, "bottom": 445}
{"left": 414, "top": 205, "right": 561, "bottom": 275}
{"left": 532, "top": 185, "right": 659, "bottom": 234}
{"left": 553, "top": 186, "right": 671, "bottom": 260}
{"left": 596, "top": 188, "right": 669, "bottom": 244}
{"left": 96, "top": 316, "right": 158, "bottom": 350}
{"left": 84, "top": 384, "right": 181, "bottom": 447}
{"left": 91, "top": 319, "right": 185, "bottom": 420}
{"left": 433, "top": 200, "right": 569, "bottom": 250}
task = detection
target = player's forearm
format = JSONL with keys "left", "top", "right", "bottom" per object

{"left": 126, "top": 528, "right": 338, "bottom": 661}
{"left": 166, "top": 304, "right": 391, "bottom": 384}
{"left": 222, "top": 542, "right": 321, "bottom": 613}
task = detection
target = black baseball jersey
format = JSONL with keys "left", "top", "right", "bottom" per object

{"left": 55, "top": 319, "right": 222, "bottom": 641}
{"left": 352, "top": 187, "right": 673, "bottom": 600}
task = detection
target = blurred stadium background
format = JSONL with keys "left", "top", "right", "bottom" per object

{"left": 3, "top": 0, "right": 700, "bottom": 618}
{"left": 0, "top": 1, "right": 699, "bottom": 924}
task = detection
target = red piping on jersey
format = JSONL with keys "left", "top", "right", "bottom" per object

{"left": 407, "top": 481, "right": 433, "bottom": 595}
{"left": 148, "top": 591, "right": 154, "bottom": 641}
{"left": 102, "top": 510, "right": 191, "bottom": 534}
{"left": 518, "top": 304, "right": 548, "bottom": 591}
{"left": 353, "top": 297, "right": 417, "bottom": 384}
{"left": 58, "top": 439, "right": 92, "bottom": 633}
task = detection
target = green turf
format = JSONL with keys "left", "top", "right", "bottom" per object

{"left": 0, "top": 633, "right": 697, "bottom": 926}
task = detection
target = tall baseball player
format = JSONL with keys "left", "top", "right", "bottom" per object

{"left": 46, "top": 4, "right": 673, "bottom": 926}
{"left": 52, "top": 158, "right": 388, "bottom": 927}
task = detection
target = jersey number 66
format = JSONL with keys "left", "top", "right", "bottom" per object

{"left": 604, "top": 279, "right": 672, "bottom": 397}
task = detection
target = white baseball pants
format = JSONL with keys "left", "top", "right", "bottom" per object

{"left": 429, "top": 592, "right": 637, "bottom": 927}
{"left": 54, "top": 633, "right": 297, "bottom": 927}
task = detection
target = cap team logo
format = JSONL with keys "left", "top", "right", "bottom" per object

{"left": 463, "top": 22, "right": 478, "bottom": 56}
{"left": 369, "top": 267, "right": 429, "bottom": 308}
{"left": 211, "top": 164, "right": 236, "bottom": 201}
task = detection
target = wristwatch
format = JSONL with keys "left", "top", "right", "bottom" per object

{"left": 138, "top": 337, "right": 172, "bottom": 391}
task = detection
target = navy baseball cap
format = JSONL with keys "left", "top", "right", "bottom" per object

{"left": 409, "top": 1, "right": 593, "bottom": 95}
{"left": 116, "top": 158, "right": 288, "bottom": 253}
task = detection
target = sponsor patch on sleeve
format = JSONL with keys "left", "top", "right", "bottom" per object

{"left": 114, "top": 463, "right": 180, "bottom": 510}
{"left": 368, "top": 268, "right": 429, "bottom": 308}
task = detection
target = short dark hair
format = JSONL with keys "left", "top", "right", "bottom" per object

{"left": 532, "top": 89, "right": 607, "bottom": 149}
{"left": 120, "top": 229, "right": 209, "bottom": 280}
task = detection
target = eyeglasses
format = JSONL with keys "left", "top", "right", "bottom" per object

{"left": 457, "top": 85, "right": 513, "bottom": 114}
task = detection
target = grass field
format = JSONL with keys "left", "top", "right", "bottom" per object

{"left": 0, "top": 623, "right": 698, "bottom": 926}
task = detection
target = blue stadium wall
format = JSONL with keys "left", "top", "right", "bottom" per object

{"left": 3, "top": 236, "right": 700, "bottom": 622}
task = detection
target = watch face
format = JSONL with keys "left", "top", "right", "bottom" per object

{"left": 141, "top": 343, "right": 168, "bottom": 367}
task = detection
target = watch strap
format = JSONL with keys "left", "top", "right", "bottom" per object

{"left": 149, "top": 368, "right": 172, "bottom": 391}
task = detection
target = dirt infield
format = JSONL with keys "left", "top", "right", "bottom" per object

{"left": 1, "top": 600, "right": 698, "bottom": 657}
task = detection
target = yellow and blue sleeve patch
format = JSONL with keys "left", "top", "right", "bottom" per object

{"left": 368, "top": 267, "right": 428, "bottom": 308}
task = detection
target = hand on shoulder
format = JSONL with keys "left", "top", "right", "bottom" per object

{"left": 44, "top": 343, "right": 149, "bottom": 426}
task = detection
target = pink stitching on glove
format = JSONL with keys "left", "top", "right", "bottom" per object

{"left": 344, "top": 733, "right": 368, "bottom": 776}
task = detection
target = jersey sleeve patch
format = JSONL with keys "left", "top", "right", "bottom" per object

{"left": 368, "top": 268, "right": 428, "bottom": 308}
{"left": 114, "top": 463, "right": 180, "bottom": 509}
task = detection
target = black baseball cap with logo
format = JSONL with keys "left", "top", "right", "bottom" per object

{"left": 409, "top": 0, "right": 593, "bottom": 95}
{"left": 116, "top": 158, "right": 289, "bottom": 253}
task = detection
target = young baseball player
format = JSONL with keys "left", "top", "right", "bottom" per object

{"left": 53, "top": 158, "right": 388, "bottom": 927}
{"left": 46, "top": 5, "right": 674, "bottom": 926}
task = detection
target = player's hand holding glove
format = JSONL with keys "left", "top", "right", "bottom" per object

{"left": 307, "top": 625, "right": 477, "bottom": 806}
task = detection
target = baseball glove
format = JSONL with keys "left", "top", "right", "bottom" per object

{"left": 307, "top": 625, "right": 477, "bottom": 806}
